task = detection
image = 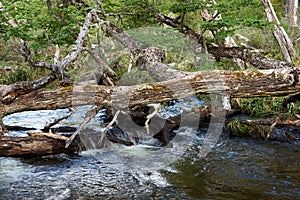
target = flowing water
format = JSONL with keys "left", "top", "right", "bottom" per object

{"left": 0, "top": 106, "right": 299, "bottom": 199}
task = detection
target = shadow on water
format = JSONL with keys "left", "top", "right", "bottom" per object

{"left": 165, "top": 137, "right": 300, "bottom": 200}
{"left": 0, "top": 134, "right": 299, "bottom": 199}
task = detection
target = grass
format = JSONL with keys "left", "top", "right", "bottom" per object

{"left": 228, "top": 119, "right": 269, "bottom": 138}
{"left": 235, "top": 97, "right": 300, "bottom": 119}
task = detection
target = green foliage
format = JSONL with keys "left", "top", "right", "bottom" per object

{"left": 228, "top": 119, "right": 254, "bottom": 137}
{"left": 0, "top": 65, "right": 48, "bottom": 84}
{"left": 237, "top": 97, "right": 300, "bottom": 119}
{"left": 0, "top": 0, "right": 87, "bottom": 50}
{"left": 168, "top": 0, "right": 270, "bottom": 43}
{"left": 0, "top": 0, "right": 298, "bottom": 86}
{"left": 102, "top": 0, "right": 158, "bottom": 28}
{"left": 228, "top": 119, "right": 269, "bottom": 137}
{"left": 127, "top": 27, "right": 193, "bottom": 49}
{"left": 169, "top": 0, "right": 205, "bottom": 13}
{"left": 238, "top": 97, "right": 283, "bottom": 118}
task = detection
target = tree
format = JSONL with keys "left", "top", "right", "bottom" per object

{"left": 286, "top": 0, "right": 298, "bottom": 26}
{"left": 0, "top": 0, "right": 299, "bottom": 156}
{"left": 261, "top": 0, "right": 296, "bottom": 62}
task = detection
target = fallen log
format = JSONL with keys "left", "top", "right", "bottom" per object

{"left": 0, "top": 67, "right": 298, "bottom": 134}
{"left": 0, "top": 133, "right": 81, "bottom": 157}
{"left": 1, "top": 68, "right": 297, "bottom": 118}
{"left": 0, "top": 67, "right": 297, "bottom": 155}
{"left": 0, "top": 102, "right": 211, "bottom": 156}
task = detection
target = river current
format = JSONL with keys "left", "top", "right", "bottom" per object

{"left": 0, "top": 106, "right": 299, "bottom": 199}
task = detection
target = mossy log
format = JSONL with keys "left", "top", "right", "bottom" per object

{"left": 1, "top": 68, "right": 297, "bottom": 118}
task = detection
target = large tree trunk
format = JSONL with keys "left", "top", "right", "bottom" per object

{"left": 0, "top": 67, "right": 298, "bottom": 156}
{"left": 1, "top": 68, "right": 298, "bottom": 119}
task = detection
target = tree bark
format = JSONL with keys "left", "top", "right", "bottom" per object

{"left": 286, "top": 0, "right": 299, "bottom": 26}
{"left": 261, "top": 0, "right": 297, "bottom": 62}
{"left": 1, "top": 68, "right": 298, "bottom": 118}
{"left": 0, "top": 132, "right": 81, "bottom": 157}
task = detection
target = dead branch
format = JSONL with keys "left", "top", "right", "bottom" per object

{"left": 145, "top": 104, "right": 161, "bottom": 135}
{"left": 1, "top": 8, "right": 98, "bottom": 105}
{"left": 0, "top": 74, "right": 56, "bottom": 104}
{"left": 60, "top": 9, "right": 96, "bottom": 71}
{"left": 42, "top": 108, "right": 75, "bottom": 132}
{"left": 100, "top": 21, "right": 142, "bottom": 56}
{"left": 261, "top": 0, "right": 297, "bottom": 62}
{"left": 27, "top": 131, "right": 69, "bottom": 141}
{"left": 156, "top": 14, "right": 292, "bottom": 69}
{"left": 266, "top": 91, "right": 300, "bottom": 139}
{"left": 98, "top": 109, "right": 120, "bottom": 145}
{"left": 242, "top": 118, "right": 300, "bottom": 127}
{"left": 65, "top": 106, "right": 99, "bottom": 148}
{"left": 85, "top": 48, "right": 117, "bottom": 76}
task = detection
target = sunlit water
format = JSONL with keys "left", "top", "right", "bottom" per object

{"left": 1, "top": 103, "right": 299, "bottom": 199}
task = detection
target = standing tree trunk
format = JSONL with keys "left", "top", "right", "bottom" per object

{"left": 261, "top": 0, "right": 297, "bottom": 62}
{"left": 286, "top": 0, "right": 299, "bottom": 26}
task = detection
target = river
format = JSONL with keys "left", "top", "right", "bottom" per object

{"left": 0, "top": 106, "right": 299, "bottom": 199}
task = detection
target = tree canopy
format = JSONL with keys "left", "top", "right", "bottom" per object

{"left": 0, "top": 0, "right": 282, "bottom": 49}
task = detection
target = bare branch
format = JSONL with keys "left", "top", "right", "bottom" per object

{"left": 98, "top": 109, "right": 121, "bottom": 145}
{"left": 42, "top": 108, "right": 75, "bottom": 132}
{"left": 28, "top": 131, "right": 69, "bottom": 141}
{"left": 60, "top": 9, "right": 96, "bottom": 70}
{"left": 156, "top": 13, "right": 292, "bottom": 69}
{"left": 0, "top": 74, "right": 56, "bottom": 104}
{"left": 261, "top": 0, "right": 297, "bottom": 62}
{"left": 100, "top": 21, "right": 142, "bottom": 56}
{"left": 46, "top": 0, "right": 52, "bottom": 10}
{"left": 85, "top": 48, "right": 117, "bottom": 76}
{"left": 18, "top": 40, "right": 53, "bottom": 70}
{"left": 54, "top": 44, "right": 60, "bottom": 65}
{"left": 65, "top": 106, "right": 99, "bottom": 148}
